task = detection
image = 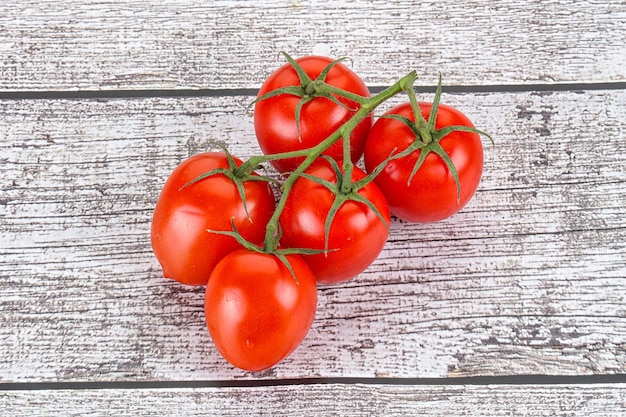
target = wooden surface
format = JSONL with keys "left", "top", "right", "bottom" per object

{"left": 1, "top": 1, "right": 625, "bottom": 415}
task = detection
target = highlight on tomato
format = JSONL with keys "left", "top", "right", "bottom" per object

{"left": 150, "top": 152, "right": 275, "bottom": 286}
{"left": 254, "top": 54, "right": 372, "bottom": 173}
{"left": 205, "top": 249, "right": 317, "bottom": 371}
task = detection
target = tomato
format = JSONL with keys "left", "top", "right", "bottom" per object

{"left": 279, "top": 159, "right": 390, "bottom": 285}
{"left": 151, "top": 152, "right": 275, "bottom": 286}
{"left": 254, "top": 55, "right": 372, "bottom": 173}
{"left": 364, "top": 102, "right": 484, "bottom": 223}
{"left": 205, "top": 249, "right": 317, "bottom": 371}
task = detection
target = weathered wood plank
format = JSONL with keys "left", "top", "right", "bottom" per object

{"left": 1, "top": 384, "right": 625, "bottom": 416}
{"left": 0, "top": 90, "right": 624, "bottom": 381}
{"left": 1, "top": 0, "right": 625, "bottom": 90}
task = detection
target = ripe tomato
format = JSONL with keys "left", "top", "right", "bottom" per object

{"left": 254, "top": 55, "right": 372, "bottom": 173}
{"left": 205, "top": 249, "right": 317, "bottom": 371}
{"left": 151, "top": 152, "right": 275, "bottom": 286}
{"left": 279, "top": 159, "right": 390, "bottom": 285}
{"left": 364, "top": 102, "right": 484, "bottom": 223}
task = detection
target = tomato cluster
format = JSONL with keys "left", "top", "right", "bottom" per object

{"left": 151, "top": 54, "right": 490, "bottom": 371}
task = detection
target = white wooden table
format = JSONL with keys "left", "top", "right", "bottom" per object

{"left": 1, "top": 1, "right": 625, "bottom": 415}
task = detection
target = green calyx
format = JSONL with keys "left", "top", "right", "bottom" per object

{"left": 251, "top": 52, "right": 366, "bottom": 142}
{"left": 180, "top": 142, "right": 278, "bottom": 221}
{"left": 294, "top": 156, "right": 391, "bottom": 255}
{"left": 386, "top": 74, "right": 494, "bottom": 202}
{"left": 207, "top": 220, "right": 328, "bottom": 284}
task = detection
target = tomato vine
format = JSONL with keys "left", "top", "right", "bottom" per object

{"left": 159, "top": 52, "right": 493, "bottom": 282}
{"left": 151, "top": 51, "right": 494, "bottom": 371}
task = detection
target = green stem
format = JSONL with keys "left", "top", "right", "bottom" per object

{"left": 262, "top": 70, "right": 418, "bottom": 249}
{"left": 405, "top": 76, "right": 432, "bottom": 145}
{"left": 341, "top": 129, "right": 353, "bottom": 194}
{"left": 317, "top": 83, "right": 369, "bottom": 105}
{"left": 235, "top": 147, "right": 314, "bottom": 177}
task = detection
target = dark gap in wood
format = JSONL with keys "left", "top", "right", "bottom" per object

{"left": 374, "top": 81, "right": 626, "bottom": 94}
{"left": 1, "top": 374, "right": 624, "bottom": 391}
{"left": 0, "top": 82, "right": 625, "bottom": 100}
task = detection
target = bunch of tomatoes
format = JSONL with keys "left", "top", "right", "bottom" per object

{"left": 151, "top": 53, "right": 491, "bottom": 371}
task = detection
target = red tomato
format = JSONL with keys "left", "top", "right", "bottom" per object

{"left": 151, "top": 152, "right": 275, "bottom": 286}
{"left": 205, "top": 249, "right": 317, "bottom": 371}
{"left": 279, "top": 159, "right": 390, "bottom": 285}
{"left": 364, "top": 102, "right": 484, "bottom": 223}
{"left": 254, "top": 56, "right": 372, "bottom": 173}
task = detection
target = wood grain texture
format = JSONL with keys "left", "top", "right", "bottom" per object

{"left": 2, "top": 384, "right": 625, "bottom": 416}
{"left": 1, "top": 90, "right": 624, "bottom": 382}
{"left": 1, "top": 0, "right": 625, "bottom": 90}
{"left": 1, "top": 0, "right": 624, "bottom": 413}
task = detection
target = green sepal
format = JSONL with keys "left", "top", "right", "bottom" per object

{"left": 388, "top": 73, "right": 495, "bottom": 201}
{"left": 274, "top": 245, "right": 338, "bottom": 285}
{"left": 280, "top": 51, "right": 313, "bottom": 86}
{"left": 293, "top": 171, "right": 338, "bottom": 193}
{"left": 274, "top": 252, "right": 299, "bottom": 286}
{"left": 427, "top": 73, "right": 444, "bottom": 132}
{"left": 378, "top": 113, "right": 422, "bottom": 139}
{"left": 251, "top": 52, "right": 368, "bottom": 143}
{"left": 292, "top": 156, "right": 390, "bottom": 254}
{"left": 406, "top": 144, "right": 429, "bottom": 185}
{"left": 430, "top": 142, "right": 461, "bottom": 202}
{"left": 179, "top": 142, "right": 278, "bottom": 222}
{"left": 206, "top": 225, "right": 264, "bottom": 254}
{"left": 319, "top": 91, "right": 357, "bottom": 112}
{"left": 294, "top": 95, "right": 314, "bottom": 141}
{"left": 249, "top": 85, "right": 305, "bottom": 107}
{"left": 349, "top": 191, "right": 390, "bottom": 232}
{"left": 321, "top": 155, "right": 344, "bottom": 183}
{"left": 322, "top": 194, "right": 347, "bottom": 255}
{"left": 316, "top": 57, "right": 351, "bottom": 83}
{"left": 207, "top": 219, "right": 328, "bottom": 285}
{"left": 178, "top": 167, "right": 229, "bottom": 191}
{"left": 352, "top": 146, "right": 399, "bottom": 190}
{"left": 434, "top": 125, "right": 496, "bottom": 147}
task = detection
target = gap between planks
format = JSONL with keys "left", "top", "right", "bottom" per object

{"left": 1, "top": 374, "right": 625, "bottom": 391}
{"left": 1, "top": 81, "right": 626, "bottom": 101}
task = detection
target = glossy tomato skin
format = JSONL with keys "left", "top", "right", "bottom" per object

{"left": 279, "top": 159, "right": 390, "bottom": 285}
{"left": 254, "top": 56, "right": 372, "bottom": 173}
{"left": 151, "top": 152, "right": 275, "bottom": 286}
{"left": 364, "top": 102, "right": 484, "bottom": 223}
{"left": 205, "top": 250, "right": 317, "bottom": 371}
